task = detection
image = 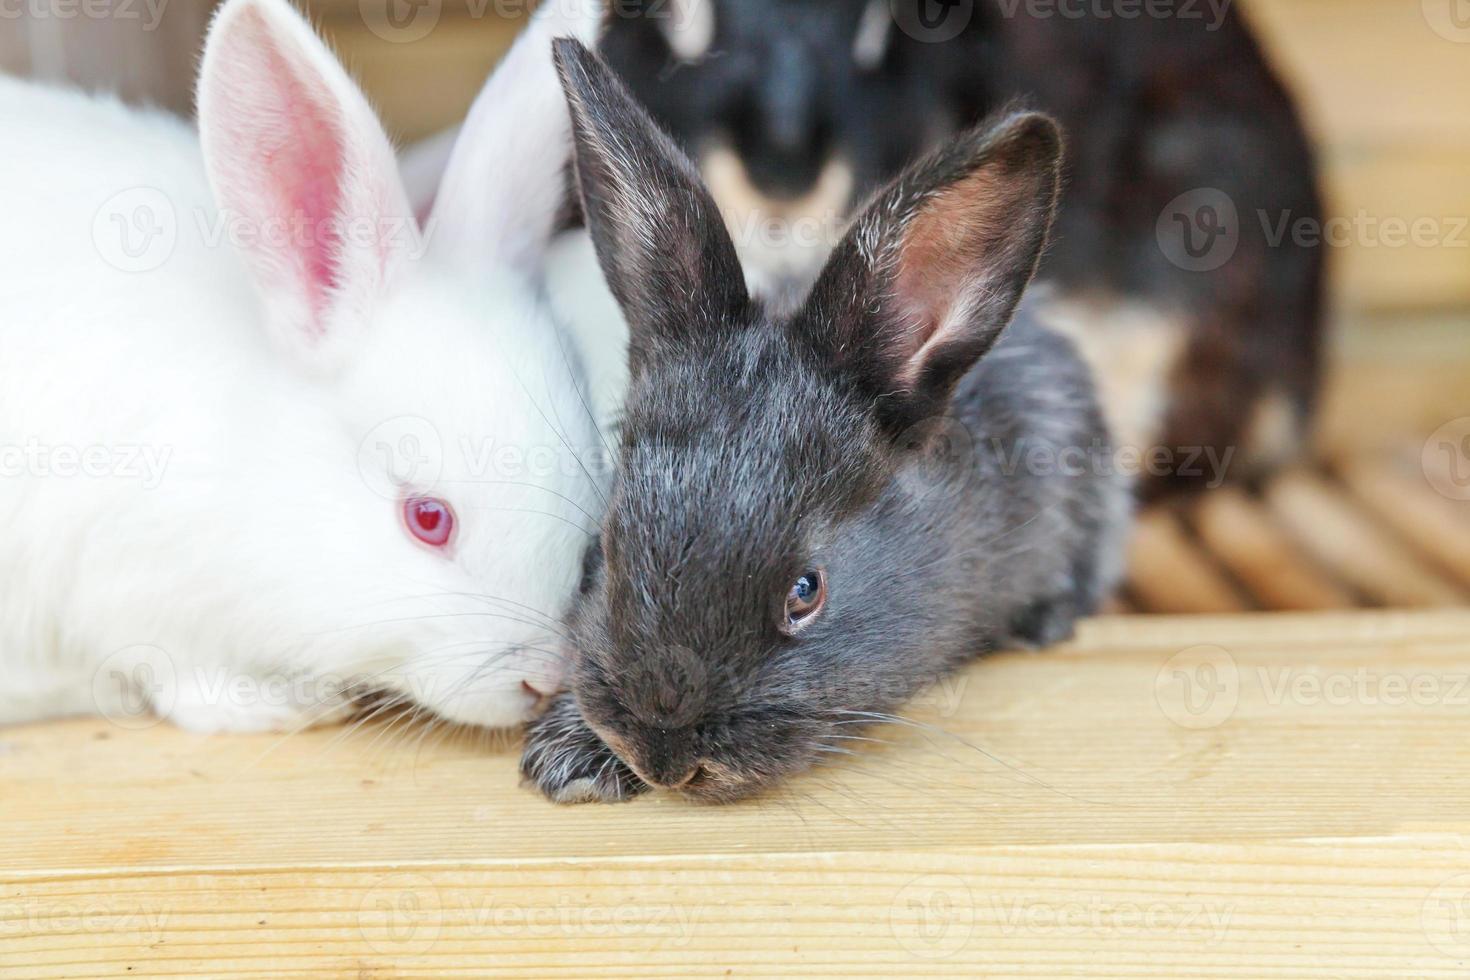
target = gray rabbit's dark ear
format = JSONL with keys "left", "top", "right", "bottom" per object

{"left": 800, "top": 111, "right": 1062, "bottom": 427}
{"left": 552, "top": 39, "right": 749, "bottom": 365}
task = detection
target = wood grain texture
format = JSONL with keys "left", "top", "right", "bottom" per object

{"left": 1314, "top": 315, "right": 1470, "bottom": 458}
{"left": 8, "top": 611, "right": 1470, "bottom": 976}
{"left": 1340, "top": 458, "right": 1470, "bottom": 588}
{"left": 1241, "top": 0, "right": 1470, "bottom": 311}
{"left": 1125, "top": 510, "right": 1251, "bottom": 614}
{"left": 1266, "top": 472, "right": 1468, "bottom": 607}
{"left": 317, "top": 12, "right": 523, "bottom": 144}
{"left": 1190, "top": 488, "right": 1356, "bottom": 611}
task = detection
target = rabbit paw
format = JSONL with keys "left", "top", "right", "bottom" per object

{"left": 520, "top": 695, "right": 646, "bottom": 804}
{"left": 1004, "top": 595, "right": 1082, "bottom": 650}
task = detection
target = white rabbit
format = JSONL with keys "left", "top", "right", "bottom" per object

{"left": 401, "top": 128, "right": 629, "bottom": 437}
{"left": 0, "top": 0, "right": 612, "bottom": 732}
{"left": 400, "top": 85, "right": 631, "bottom": 437}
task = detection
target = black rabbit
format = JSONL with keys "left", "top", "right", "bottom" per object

{"left": 519, "top": 41, "right": 1130, "bottom": 804}
{"left": 598, "top": 0, "right": 1324, "bottom": 497}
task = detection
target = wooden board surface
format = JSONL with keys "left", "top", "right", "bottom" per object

{"left": 1122, "top": 449, "right": 1470, "bottom": 615}
{"left": 7, "top": 610, "right": 1470, "bottom": 976}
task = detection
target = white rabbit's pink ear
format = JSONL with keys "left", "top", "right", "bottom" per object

{"left": 197, "top": 0, "right": 414, "bottom": 366}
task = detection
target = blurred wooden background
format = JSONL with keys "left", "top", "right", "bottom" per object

{"left": 3, "top": 0, "right": 1467, "bottom": 316}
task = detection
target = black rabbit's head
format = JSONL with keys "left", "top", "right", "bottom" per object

{"left": 597, "top": 0, "right": 999, "bottom": 293}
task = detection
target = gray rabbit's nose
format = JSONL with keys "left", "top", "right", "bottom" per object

{"left": 640, "top": 760, "right": 707, "bottom": 791}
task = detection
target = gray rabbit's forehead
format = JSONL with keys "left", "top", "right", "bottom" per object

{"left": 616, "top": 332, "right": 878, "bottom": 521}
{"left": 592, "top": 330, "right": 878, "bottom": 631}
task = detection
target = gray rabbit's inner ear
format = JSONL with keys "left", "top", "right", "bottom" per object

{"left": 798, "top": 111, "right": 1062, "bottom": 428}
{"left": 552, "top": 39, "right": 749, "bottom": 365}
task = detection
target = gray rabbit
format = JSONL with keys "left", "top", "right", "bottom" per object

{"left": 521, "top": 41, "right": 1131, "bottom": 804}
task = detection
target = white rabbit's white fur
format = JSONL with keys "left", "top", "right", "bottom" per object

{"left": 0, "top": 0, "right": 611, "bottom": 732}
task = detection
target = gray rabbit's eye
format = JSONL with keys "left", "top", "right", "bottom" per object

{"left": 782, "top": 568, "right": 828, "bottom": 633}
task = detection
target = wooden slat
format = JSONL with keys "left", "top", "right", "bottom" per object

{"left": 319, "top": 13, "right": 523, "bottom": 143}
{"left": 1240, "top": 0, "right": 1470, "bottom": 151}
{"left": 1314, "top": 316, "right": 1470, "bottom": 459}
{"left": 1189, "top": 487, "right": 1356, "bottom": 610}
{"left": 1266, "top": 472, "right": 1467, "bottom": 607}
{"left": 1340, "top": 458, "right": 1470, "bottom": 588}
{"left": 1319, "top": 150, "right": 1470, "bottom": 312}
{"left": 6, "top": 611, "right": 1470, "bottom": 975}
{"left": 1126, "top": 509, "right": 1251, "bottom": 614}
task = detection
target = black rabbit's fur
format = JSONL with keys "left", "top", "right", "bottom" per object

{"left": 520, "top": 41, "right": 1129, "bottom": 804}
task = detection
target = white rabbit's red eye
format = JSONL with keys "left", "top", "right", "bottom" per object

{"left": 404, "top": 497, "right": 455, "bottom": 548}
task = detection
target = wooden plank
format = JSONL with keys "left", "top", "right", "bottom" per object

{"left": 5, "top": 611, "right": 1470, "bottom": 975}
{"left": 1314, "top": 315, "right": 1470, "bottom": 458}
{"left": 1239, "top": 0, "right": 1470, "bottom": 152}
{"left": 1126, "top": 509, "right": 1251, "bottom": 614}
{"left": 1266, "top": 472, "right": 1467, "bottom": 607}
{"left": 1189, "top": 487, "right": 1356, "bottom": 610}
{"left": 1340, "top": 458, "right": 1470, "bottom": 588}
{"left": 6, "top": 844, "right": 1470, "bottom": 977}
{"left": 1319, "top": 150, "right": 1470, "bottom": 312}
{"left": 318, "top": 13, "right": 524, "bottom": 143}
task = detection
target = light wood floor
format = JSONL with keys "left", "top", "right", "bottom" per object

{"left": 6, "top": 611, "right": 1470, "bottom": 976}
